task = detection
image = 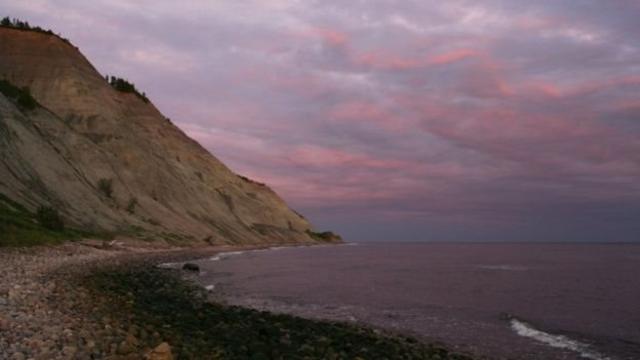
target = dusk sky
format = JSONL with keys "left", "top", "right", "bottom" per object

{"left": 3, "top": 1, "right": 640, "bottom": 242}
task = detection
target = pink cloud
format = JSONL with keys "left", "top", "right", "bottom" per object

{"left": 289, "top": 146, "right": 407, "bottom": 169}
{"left": 328, "top": 101, "right": 410, "bottom": 132}
{"left": 566, "top": 76, "right": 640, "bottom": 97}
{"left": 297, "top": 27, "right": 349, "bottom": 47}
{"left": 427, "top": 49, "right": 478, "bottom": 66}
{"left": 414, "top": 101, "right": 639, "bottom": 180}
{"left": 233, "top": 65, "right": 328, "bottom": 99}
{"left": 354, "top": 50, "right": 425, "bottom": 70}
{"left": 515, "top": 15, "right": 561, "bottom": 31}
{"left": 519, "top": 80, "right": 563, "bottom": 98}
{"left": 515, "top": 76, "right": 640, "bottom": 101}
{"left": 353, "top": 48, "right": 482, "bottom": 71}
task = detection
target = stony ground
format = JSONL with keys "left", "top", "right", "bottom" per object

{"left": 0, "top": 243, "right": 120, "bottom": 359}
{"left": 0, "top": 242, "right": 231, "bottom": 360}
{"left": 0, "top": 242, "right": 478, "bottom": 360}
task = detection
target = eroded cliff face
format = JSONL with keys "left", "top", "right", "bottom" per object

{"left": 0, "top": 27, "right": 327, "bottom": 245}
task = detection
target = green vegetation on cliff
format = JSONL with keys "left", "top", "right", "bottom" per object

{"left": 105, "top": 75, "right": 150, "bottom": 103}
{"left": 238, "top": 175, "right": 266, "bottom": 187}
{"left": 0, "top": 79, "right": 38, "bottom": 110}
{"left": 0, "top": 16, "right": 71, "bottom": 44}
{"left": 0, "top": 194, "right": 71, "bottom": 246}
{"left": 306, "top": 229, "right": 343, "bottom": 242}
{"left": 0, "top": 194, "right": 107, "bottom": 247}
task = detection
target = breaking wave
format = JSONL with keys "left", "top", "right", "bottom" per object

{"left": 510, "top": 318, "right": 610, "bottom": 360}
{"left": 209, "top": 250, "right": 245, "bottom": 262}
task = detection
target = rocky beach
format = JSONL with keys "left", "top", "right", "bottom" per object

{"left": 0, "top": 242, "right": 193, "bottom": 359}
{"left": 0, "top": 243, "right": 122, "bottom": 359}
{"left": 0, "top": 242, "right": 476, "bottom": 360}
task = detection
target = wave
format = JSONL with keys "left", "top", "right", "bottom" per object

{"left": 157, "top": 261, "right": 180, "bottom": 269}
{"left": 209, "top": 250, "right": 246, "bottom": 261}
{"left": 206, "top": 243, "right": 334, "bottom": 262}
{"left": 477, "top": 264, "right": 529, "bottom": 271}
{"left": 161, "top": 242, "right": 347, "bottom": 268}
{"left": 510, "top": 319, "right": 611, "bottom": 360}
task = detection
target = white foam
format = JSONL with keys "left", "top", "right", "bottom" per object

{"left": 510, "top": 319, "right": 610, "bottom": 360}
{"left": 209, "top": 250, "right": 246, "bottom": 262}
{"left": 271, "top": 245, "right": 308, "bottom": 250}
{"left": 162, "top": 243, "right": 345, "bottom": 269}
{"left": 223, "top": 251, "right": 246, "bottom": 256}
{"left": 157, "top": 262, "right": 180, "bottom": 269}
{"left": 478, "top": 264, "right": 528, "bottom": 271}
{"left": 207, "top": 246, "right": 303, "bottom": 262}
{"left": 202, "top": 243, "right": 342, "bottom": 264}
{"left": 205, "top": 284, "right": 215, "bottom": 291}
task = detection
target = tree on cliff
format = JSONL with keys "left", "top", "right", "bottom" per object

{"left": 1, "top": 16, "right": 68, "bottom": 42}
{"left": 105, "top": 75, "right": 150, "bottom": 103}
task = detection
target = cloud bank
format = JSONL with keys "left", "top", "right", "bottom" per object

{"left": 3, "top": 0, "right": 639, "bottom": 241}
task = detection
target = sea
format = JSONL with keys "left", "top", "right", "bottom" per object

{"left": 186, "top": 243, "right": 640, "bottom": 360}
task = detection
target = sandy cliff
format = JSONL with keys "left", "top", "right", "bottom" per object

{"left": 0, "top": 27, "right": 335, "bottom": 245}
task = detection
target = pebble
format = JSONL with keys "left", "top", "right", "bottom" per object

{"left": 145, "top": 342, "right": 173, "bottom": 360}
{"left": 0, "top": 245, "right": 127, "bottom": 359}
{"left": 61, "top": 345, "right": 77, "bottom": 357}
{"left": 0, "top": 244, "right": 225, "bottom": 360}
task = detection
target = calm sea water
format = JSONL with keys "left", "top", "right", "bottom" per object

{"left": 189, "top": 243, "right": 640, "bottom": 360}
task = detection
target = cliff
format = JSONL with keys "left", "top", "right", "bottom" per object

{"left": 0, "top": 26, "right": 338, "bottom": 245}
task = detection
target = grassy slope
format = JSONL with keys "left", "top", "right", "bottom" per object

{"left": 0, "top": 193, "right": 91, "bottom": 247}
{"left": 85, "top": 265, "right": 475, "bottom": 360}
{"left": 0, "top": 78, "right": 85, "bottom": 246}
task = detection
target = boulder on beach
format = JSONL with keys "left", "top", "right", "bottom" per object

{"left": 182, "top": 263, "right": 200, "bottom": 272}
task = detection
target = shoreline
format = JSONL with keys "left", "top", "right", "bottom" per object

{"left": 184, "top": 243, "right": 639, "bottom": 360}
{"left": 0, "top": 242, "right": 477, "bottom": 359}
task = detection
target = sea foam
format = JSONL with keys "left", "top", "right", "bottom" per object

{"left": 510, "top": 319, "right": 610, "bottom": 360}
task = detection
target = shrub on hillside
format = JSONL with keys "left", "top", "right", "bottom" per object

{"left": 36, "top": 206, "right": 64, "bottom": 231}
{"left": 0, "top": 79, "right": 37, "bottom": 110}
{"left": 105, "top": 75, "right": 149, "bottom": 103}
{"left": 238, "top": 175, "right": 266, "bottom": 186}
{"left": 126, "top": 197, "right": 138, "bottom": 214}
{"left": 16, "top": 86, "right": 37, "bottom": 109}
{"left": 98, "top": 178, "right": 113, "bottom": 198}
{"left": 306, "top": 229, "right": 342, "bottom": 242}
{"left": 0, "top": 16, "right": 71, "bottom": 43}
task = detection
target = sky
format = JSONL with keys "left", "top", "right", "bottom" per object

{"left": 3, "top": 0, "right": 640, "bottom": 242}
